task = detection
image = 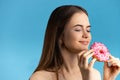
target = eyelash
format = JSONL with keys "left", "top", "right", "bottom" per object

{"left": 75, "top": 29, "right": 81, "bottom": 31}
{"left": 87, "top": 30, "right": 91, "bottom": 32}
{"left": 75, "top": 29, "right": 91, "bottom": 32}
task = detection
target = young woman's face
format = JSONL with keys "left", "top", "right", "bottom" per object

{"left": 61, "top": 12, "right": 91, "bottom": 53}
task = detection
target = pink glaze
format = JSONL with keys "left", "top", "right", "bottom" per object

{"left": 90, "top": 42, "right": 110, "bottom": 62}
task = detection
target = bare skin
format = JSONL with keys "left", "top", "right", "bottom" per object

{"left": 30, "top": 12, "right": 120, "bottom": 80}
{"left": 104, "top": 55, "right": 120, "bottom": 80}
{"left": 30, "top": 12, "right": 100, "bottom": 80}
{"left": 58, "top": 12, "right": 101, "bottom": 80}
{"left": 30, "top": 71, "right": 56, "bottom": 80}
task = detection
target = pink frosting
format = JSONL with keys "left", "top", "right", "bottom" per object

{"left": 90, "top": 42, "right": 110, "bottom": 62}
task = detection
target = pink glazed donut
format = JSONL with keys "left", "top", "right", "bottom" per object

{"left": 90, "top": 42, "right": 110, "bottom": 62}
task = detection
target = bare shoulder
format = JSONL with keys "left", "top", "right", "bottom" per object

{"left": 30, "top": 70, "right": 56, "bottom": 80}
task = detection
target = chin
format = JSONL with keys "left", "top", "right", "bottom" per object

{"left": 80, "top": 48, "right": 88, "bottom": 51}
{"left": 80, "top": 45, "right": 89, "bottom": 50}
{"left": 73, "top": 47, "right": 88, "bottom": 53}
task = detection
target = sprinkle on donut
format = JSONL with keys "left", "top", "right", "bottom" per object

{"left": 90, "top": 42, "right": 110, "bottom": 62}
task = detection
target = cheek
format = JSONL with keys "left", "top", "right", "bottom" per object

{"left": 89, "top": 33, "right": 92, "bottom": 41}
{"left": 63, "top": 31, "right": 78, "bottom": 43}
{"left": 62, "top": 31, "right": 80, "bottom": 50}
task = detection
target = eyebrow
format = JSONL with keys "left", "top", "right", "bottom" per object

{"left": 73, "top": 24, "right": 91, "bottom": 28}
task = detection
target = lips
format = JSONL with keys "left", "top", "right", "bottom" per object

{"left": 79, "top": 41, "right": 89, "bottom": 45}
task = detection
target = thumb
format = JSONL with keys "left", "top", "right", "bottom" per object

{"left": 104, "top": 62, "right": 109, "bottom": 69}
{"left": 89, "top": 58, "right": 96, "bottom": 68}
{"left": 109, "top": 54, "right": 115, "bottom": 59}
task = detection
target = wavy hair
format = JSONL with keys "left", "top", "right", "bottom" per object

{"left": 34, "top": 5, "right": 88, "bottom": 80}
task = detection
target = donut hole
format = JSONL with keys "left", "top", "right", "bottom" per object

{"left": 99, "top": 50, "right": 104, "bottom": 54}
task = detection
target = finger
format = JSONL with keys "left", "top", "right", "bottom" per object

{"left": 112, "top": 63, "right": 120, "bottom": 67}
{"left": 78, "top": 50, "right": 87, "bottom": 57}
{"left": 85, "top": 52, "right": 94, "bottom": 64}
{"left": 108, "top": 57, "right": 120, "bottom": 63}
{"left": 89, "top": 58, "right": 96, "bottom": 68}
{"left": 108, "top": 58, "right": 117, "bottom": 64}
{"left": 80, "top": 50, "right": 94, "bottom": 67}
{"left": 80, "top": 54, "right": 87, "bottom": 67}
{"left": 110, "top": 60, "right": 120, "bottom": 67}
{"left": 81, "top": 49, "right": 94, "bottom": 62}
{"left": 109, "top": 60, "right": 117, "bottom": 66}
{"left": 78, "top": 50, "right": 87, "bottom": 66}
{"left": 86, "top": 52, "right": 94, "bottom": 59}
{"left": 104, "top": 62, "right": 109, "bottom": 68}
{"left": 109, "top": 54, "right": 115, "bottom": 59}
{"left": 78, "top": 50, "right": 87, "bottom": 63}
{"left": 108, "top": 58, "right": 115, "bottom": 62}
{"left": 104, "top": 62, "right": 111, "bottom": 72}
{"left": 107, "top": 57, "right": 120, "bottom": 67}
{"left": 83, "top": 49, "right": 94, "bottom": 57}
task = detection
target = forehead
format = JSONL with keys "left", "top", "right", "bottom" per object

{"left": 65, "top": 12, "right": 90, "bottom": 28}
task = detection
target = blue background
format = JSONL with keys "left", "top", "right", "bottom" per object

{"left": 0, "top": 0, "right": 120, "bottom": 80}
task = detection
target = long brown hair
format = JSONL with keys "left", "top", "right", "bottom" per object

{"left": 34, "top": 5, "right": 88, "bottom": 79}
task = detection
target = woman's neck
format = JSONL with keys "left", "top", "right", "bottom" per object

{"left": 60, "top": 48, "right": 80, "bottom": 73}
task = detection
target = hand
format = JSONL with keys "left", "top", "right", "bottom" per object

{"left": 104, "top": 55, "right": 120, "bottom": 80}
{"left": 78, "top": 50, "right": 101, "bottom": 80}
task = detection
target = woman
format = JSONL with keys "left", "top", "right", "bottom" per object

{"left": 30, "top": 5, "right": 120, "bottom": 80}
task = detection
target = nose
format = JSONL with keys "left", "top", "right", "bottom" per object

{"left": 82, "top": 31, "right": 88, "bottom": 38}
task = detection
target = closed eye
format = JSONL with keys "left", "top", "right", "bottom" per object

{"left": 87, "top": 30, "right": 91, "bottom": 32}
{"left": 75, "top": 29, "right": 81, "bottom": 31}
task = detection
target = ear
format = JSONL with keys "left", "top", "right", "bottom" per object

{"left": 58, "top": 33, "right": 65, "bottom": 48}
{"left": 58, "top": 34, "right": 63, "bottom": 45}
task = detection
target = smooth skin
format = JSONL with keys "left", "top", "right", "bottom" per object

{"left": 57, "top": 12, "right": 101, "bottom": 80}
{"left": 104, "top": 55, "right": 120, "bottom": 80}
{"left": 30, "top": 12, "right": 120, "bottom": 80}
